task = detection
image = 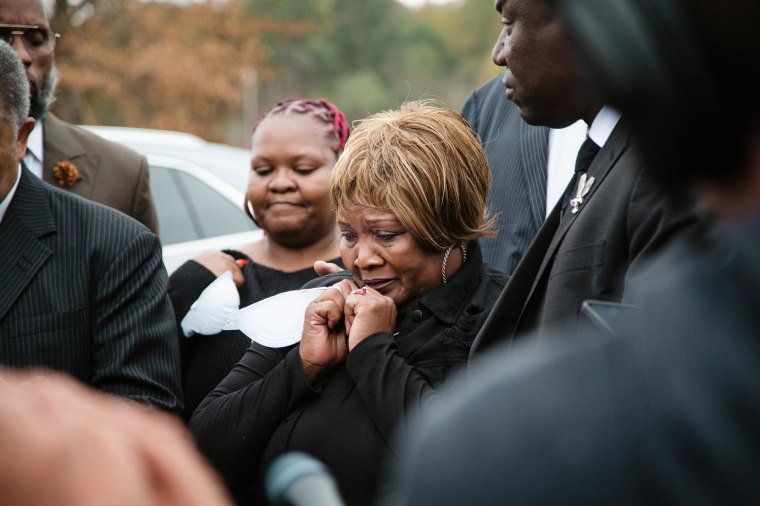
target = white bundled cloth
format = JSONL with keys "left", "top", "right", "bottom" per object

{"left": 223, "top": 287, "right": 328, "bottom": 348}
{"left": 180, "top": 271, "right": 240, "bottom": 338}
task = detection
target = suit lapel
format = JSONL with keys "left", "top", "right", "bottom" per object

{"left": 520, "top": 122, "right": 550, "bottom": 230}
{"left": 519, "top": 123, "right": 631, "bottom": 319}
{"left": 0, "top": 168, "right": 56, "bottom": 322}
{"left": 42, "top": 114, "right": 98, "bottom": 198}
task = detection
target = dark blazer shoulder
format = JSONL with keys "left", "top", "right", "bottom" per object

{"left": 461, "top": 75, "right": 550, "bottom": 275}
{"left": 44, "top": 115, "right": 143, "bottom": 168}
{"left": 461, "top": 74, "right": 521, "bottom": 135}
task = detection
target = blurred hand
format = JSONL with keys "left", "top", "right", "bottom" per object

{"left": 313, "top": 260, "right": 344, "bottom": 277}
{"left": 194, "top": 251, "right": 245, "bottom": 287}
{"left": 0, "top": 369, "right": 232, "bottom": 506}
{"left": 344, "top": 287, "right": 396, "bottom": 351}
{"left": 299, "top": 279, "right": 356, "bottom": 384}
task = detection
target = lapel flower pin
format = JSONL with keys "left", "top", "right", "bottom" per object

{"left": 52, "top": 160, "right": 80, "bottom": 187}
{"left": 569, "top": 174, "right": 596, "bottom": 214}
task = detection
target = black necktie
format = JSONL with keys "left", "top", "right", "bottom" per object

{"left": 562, "top": 136, "right": 600, "bottom": 213}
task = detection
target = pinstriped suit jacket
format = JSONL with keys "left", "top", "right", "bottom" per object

{"left": 0, "top": 167, "right": 182, "bottom": 413}
{"left": 461, "top": 74, "right": 550, "bottom": 275}
{"left": 471, "top": 121, "right": 695, "bottom": 355}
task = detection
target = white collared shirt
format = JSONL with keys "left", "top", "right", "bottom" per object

{"left": 0, "top": 164, "right": 22, "bottom": 225}
{"left": 23, "top": 121, "right": 44, "bottom": 179}
{"left": 546, "top": 120, "right": 588, "bottom": 216}
{"left": 544, "top": 106, "right": 621, "bottom": 216}
{"left": 588, "top": 106, "right": 622, "bottom": 149}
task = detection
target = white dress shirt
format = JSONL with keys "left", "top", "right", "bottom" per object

{"left": 0, "top": 164, "right": 22, "bottom": 225}
{"left": 546, "top": 120, "right": 588, "bottom": 216}
{"left": 545, "top": 107, "right": 622, "bottom": 216}
{"left": 588, "top": 106, "right": 622, "bottom": 149}
{"left": 23, "top": 121, "right": 44, "bottom": 179}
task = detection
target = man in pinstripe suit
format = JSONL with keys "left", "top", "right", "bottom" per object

{"left": 0, "top": 42, "right": 182, "bottom": 413}
{"left": 461, "top": 76, "right": 554, "bottom": 275}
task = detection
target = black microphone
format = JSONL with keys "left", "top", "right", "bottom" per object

{"left": 266, "top": 452, "right": 345, "bottom": 506}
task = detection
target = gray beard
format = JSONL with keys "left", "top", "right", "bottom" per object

{"left": 29, "top": 64, "right": 58, "bottom": 120}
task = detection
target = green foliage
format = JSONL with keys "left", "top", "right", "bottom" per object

{"left": 330, "top": 71, "right": 395, "bottom": 122}
{"left": 247, "top": 0, "right": 487, "bottom": 123}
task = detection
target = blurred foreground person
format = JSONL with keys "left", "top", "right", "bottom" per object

{"left": 0, "top": 368, "right": 231, "bottom": 506}
{"left": 189, "top": 101, "right": 506, "bottom": 505}
{"left": 393, "top": 0, "right": 760, "bottom": 504}
{"left": 168, "top": 98, "right": 348, "bottom": 419}
{"left": 0, "top": 42, "right": 181, "bottom": 412}
{"left": 0, "top": 0, "right": 158, "bottom": 232}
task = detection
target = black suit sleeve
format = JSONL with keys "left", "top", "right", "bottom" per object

{"left": 624, "top": 170, "right": 696, "bottom": 287}
{"left": 345, "top": 331, "right": 439, "bottom": 446}
{"left": 90, "top": 228, "right": 182, "bottom": 413}
{"left": 188, "top": 344, "right": 317, "bottom": 490}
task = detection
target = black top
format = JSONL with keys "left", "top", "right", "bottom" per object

{"left": 167, "top": 251, "right": 343, "bottom": 419}
{"left": 188, "top": 242, "right": 507, "bottom": 505}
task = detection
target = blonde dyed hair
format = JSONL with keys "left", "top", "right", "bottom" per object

{"left": 331, "top": 100, "right": 496, "bottom": 251}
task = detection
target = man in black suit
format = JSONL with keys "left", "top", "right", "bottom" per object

{"left": 469, "top": 0, "right": 692, "bottom": 353}
{"left": 0, "top": 0, "right": 158, "bottom": 233}
{"left": 0, "top": 41, "right": 181, "bottom": 413}
{"left": 393, "top": 0, "right": 760, "bottom": 503}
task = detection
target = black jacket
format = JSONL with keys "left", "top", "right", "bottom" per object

{"left": 189, "top": 241, "right": 506, "bottom": 505}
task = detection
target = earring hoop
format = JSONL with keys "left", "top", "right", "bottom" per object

{"left": 441, "top": 244, "right": 454, "bottom": 284}
{"left": 442, "top": 243, "right": 468, "bottom": 284}
{"left": 243, "top": 197, "right": 262, "bottom": 228}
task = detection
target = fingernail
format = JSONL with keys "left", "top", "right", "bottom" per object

{"left": 235, "top": 259, "right": 248, "bottom": 267}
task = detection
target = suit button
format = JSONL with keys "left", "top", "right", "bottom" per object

{"left": 410, "top": 309, "right": 423, "bottom": 322}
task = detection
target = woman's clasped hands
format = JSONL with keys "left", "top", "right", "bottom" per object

{"left": 299, "top": 280, "right": 397, "bottom": 384}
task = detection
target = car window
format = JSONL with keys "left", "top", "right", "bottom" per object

{"left": 150, "top": 165, "right": 200, "bottom": 245}
{"left": 150, "top": 165, "right": 256, "bottom": 245}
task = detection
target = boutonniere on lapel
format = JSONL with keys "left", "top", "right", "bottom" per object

{"left": 52, "top": 160, "right": 80, "bottom": 187}
{"left": 569, "top": 174, "right": 595, "bottom": 214}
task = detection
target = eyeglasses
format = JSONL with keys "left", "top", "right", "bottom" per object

{"left": 0, "top": 24, "right": 60, "bottom": 56}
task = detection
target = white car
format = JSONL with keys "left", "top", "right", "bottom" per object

{"left": 82, "top": 126, "right": 262, "bottom": 274}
